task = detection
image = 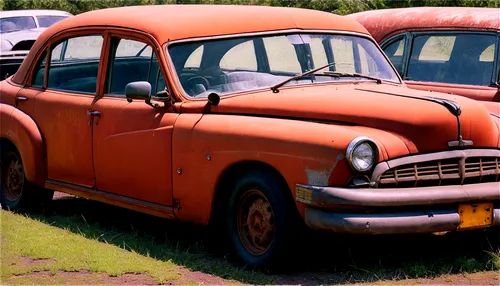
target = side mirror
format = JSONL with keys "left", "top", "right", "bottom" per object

{"left": 125, "top": 81, "right": 151, "bottom": 102}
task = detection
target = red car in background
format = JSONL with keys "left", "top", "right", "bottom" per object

{"left": 347, "top": 7, "right": 500, "bottom": 115}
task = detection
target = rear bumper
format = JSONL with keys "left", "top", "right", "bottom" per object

{"left": 296, "top": 182, "right": 500, "bottom": 234}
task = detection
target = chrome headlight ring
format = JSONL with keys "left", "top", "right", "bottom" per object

{"left": 346, "top": 136, "right": 378, "bottom": 173}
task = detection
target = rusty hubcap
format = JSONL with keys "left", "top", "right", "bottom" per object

{"left": 1, "top": 151, "right": 24, "bottom": 202}
{"left": 237, "top": 189, "right": 275, "bottom": 256}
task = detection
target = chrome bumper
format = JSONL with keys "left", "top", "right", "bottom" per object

{"left": 297, "top": 182, "right": 500, "bottom": 234}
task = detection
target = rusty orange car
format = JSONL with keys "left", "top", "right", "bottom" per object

{"left": 1, "top": 4, "right": 499, "bottom": 268}
{"left": 347, "top": 7, "right": 500, "bottom": 115}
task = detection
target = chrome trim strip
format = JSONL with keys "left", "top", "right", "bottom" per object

{"left": 370, "top": 149, "right": 500, "bottom": 184}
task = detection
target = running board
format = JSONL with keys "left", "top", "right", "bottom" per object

{"left": 45, "top": 179, "right": 177, "bottom": 220}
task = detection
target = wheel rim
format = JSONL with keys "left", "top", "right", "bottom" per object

{"left": 1, "top": 151, "right": 24, "bottom": 202}
{"left": 236, "top": 189, "right": 275, "bottom": 256}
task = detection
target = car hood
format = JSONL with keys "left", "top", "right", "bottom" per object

{"left": 196, "top": 83, "right": 499, "bottom": 156}
{"left": 0, "top": 28, "right": 45, "bottom": 51}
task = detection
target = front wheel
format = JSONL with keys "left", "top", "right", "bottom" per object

{"left": 224, "top": 168, "right": 300, "bottom": 269}
{"left": 0, "top": 144, "right": 53, "bottom": 210}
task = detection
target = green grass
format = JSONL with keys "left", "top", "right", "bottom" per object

{"left": 1, "top": 196, "right": 499, "bottom": 285}
{"left": 1, "top": 211, "right": 182, "bottom": 283}
{"left": 0, "top": 199, "right": 271, "bottom": 285}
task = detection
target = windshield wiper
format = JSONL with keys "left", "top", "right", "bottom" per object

{"left": 270, "top": 62, "right": 337, "bottom": 93}
{"left": 322, "top": 71, "right": 382, "bottom": 84}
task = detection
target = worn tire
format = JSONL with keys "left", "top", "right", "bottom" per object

{"left": 0, "top": 143, "right": 53, "bottom": 210}
{"left": 223, "top": 168, "right": 300, "bottom": 269}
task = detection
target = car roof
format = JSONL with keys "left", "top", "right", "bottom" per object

{"left": 44, "top": 4, "right": 370, "bottom": 44}
{"left": 0, "top": 9, "right": 72, "bottom": 18}
{"left": 347, "top": 7, "right": 500, "bottom": 42}
{"left": 13, "top": 4, "right": 371, "bottom": 84}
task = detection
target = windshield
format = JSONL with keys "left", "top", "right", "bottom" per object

{"left": 36, "top": 15, "right": 68, "bottom": 28}
{"left": 0, "top": 16, "right": 36, "bottom": 33}
{"left": 168, "top": 33, "right": 400, "bottom": 98}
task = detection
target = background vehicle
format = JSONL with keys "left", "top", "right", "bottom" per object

{"left": 347, "top": 7, "right": 500, "bottom": 112}
{"left": 0, "top": 9, "right": 72, "bottom": 79}
{"left": 0, "top": 5, "right": 499, "bottom": 269}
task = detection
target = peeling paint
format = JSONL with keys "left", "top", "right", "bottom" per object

{"left": 305, "top": 152, "right": 344, "bottom": 186}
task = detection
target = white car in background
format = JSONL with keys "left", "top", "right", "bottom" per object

{"left": 1, "top": 9, "right": 72, "bottom": 79}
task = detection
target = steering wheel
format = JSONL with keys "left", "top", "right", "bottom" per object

{"left": 185, "top": 76, "right": 210, "bottom": 97}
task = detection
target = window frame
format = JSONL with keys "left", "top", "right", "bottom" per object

{"left": 380, "top": 33, "right": 409, "bottom": 76}
{"left": 27, "top": 28, "right": 107, "bottom": 96}
{"left": 381, "top": 30, "right": 499, "bottom": 87}
{"left": 103, "top": 30, "right": 171, "bottom": 99}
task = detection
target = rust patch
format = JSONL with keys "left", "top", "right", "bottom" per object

{"left": 305, "top": 153, "right": 344, "bottom": 186}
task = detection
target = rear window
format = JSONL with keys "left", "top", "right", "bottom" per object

{"left": 36, "top": 16, "right": 68, "bottom": 28}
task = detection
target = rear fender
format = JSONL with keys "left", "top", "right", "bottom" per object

{"left": 0, "top": 103, "right": 46, "bottom": 186}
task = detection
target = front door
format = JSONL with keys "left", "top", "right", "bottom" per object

{"left": 92, "top": 35, "right": 177, "bottom": 206}
{"left": 30, "top": 33, "right": 105, "bottom": 187}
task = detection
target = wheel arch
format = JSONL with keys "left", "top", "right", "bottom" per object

{"left": 208, "top": 160, "right": 291, "bottom": 227}
{"left": 0, "top": 104, "right": 47, "bottom": 186}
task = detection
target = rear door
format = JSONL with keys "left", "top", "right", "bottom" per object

{"left": 30, "top": 32, "right": 105, "bottom": 187}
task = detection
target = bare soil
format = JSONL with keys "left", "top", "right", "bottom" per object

{"left": 6, "top": 269, "right": 499, "bottom": 285}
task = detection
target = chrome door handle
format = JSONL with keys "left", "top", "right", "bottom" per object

{"left": 17, "top": 96, "right": 28, "bottom": 101}
{"left": 88, "top": 110, "right": 101, "bottom": 116}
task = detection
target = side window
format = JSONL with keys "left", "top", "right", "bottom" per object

{"left": 115, "top": 38, "right": 152, "bottom": 58}
{"left": 107, "top": 37, "right": 166, "bottom": 96}
{"left": 47, "top": 35, "right": 103, "bottom": 93}
{"left": 220, "top": 40, "right": 257, "bottom": 71}
{"left": 382, "top": 37, "right": 405, "bottom": 75}
{"left": 407, "top": 33, "right": 496, "bottom": 86}
{"left": 32, "top": 51, "right": 47, "bottom": 87}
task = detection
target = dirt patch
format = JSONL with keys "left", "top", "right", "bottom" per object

{"left": 8, "top": 270, "right": 159, "bottom": 285}
{"left": 175, "top": 268, "right": 241, "bottom": 285}
{"left": 19, "top": 257, "right": 56, "bottom": 267}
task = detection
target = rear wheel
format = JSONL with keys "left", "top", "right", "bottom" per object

{"left": 223, "top": 168, "right": 300, "bottom": 269}
{"left": 0, "top": 143, "right": 53, "bottom": 210}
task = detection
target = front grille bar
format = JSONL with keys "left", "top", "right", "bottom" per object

{"left": 370, "top": 149, "right": 500, "bottom": 188}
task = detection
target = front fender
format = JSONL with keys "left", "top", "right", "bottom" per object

{"left": 0, "top": 103, "right": 46, "bottom": 186}
{"left": 172, "top": 113, "right": 409, "bottom": 225}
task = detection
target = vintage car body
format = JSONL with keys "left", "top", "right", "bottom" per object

{"left": 0, "top": 5, "right": 499, "bottom": 267}
{"left": 347, "top": 7, "right": 500, "bottom": 114}
{"left": 1, "top": 10, "right": 72, "bottom": 79}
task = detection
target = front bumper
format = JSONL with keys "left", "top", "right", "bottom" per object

{"left": 297, "top": 182, "right": 500, "bottom": 234}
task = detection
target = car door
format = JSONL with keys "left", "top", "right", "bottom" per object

{"left": 29, "top": 32, "right": 105, "bottom": 187}
{"left": 91, "top": 34, "right": 177, "bottom": 206}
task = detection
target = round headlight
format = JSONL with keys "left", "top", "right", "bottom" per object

{"left": 346, "top": 137, "right": 378, "bottom": 172}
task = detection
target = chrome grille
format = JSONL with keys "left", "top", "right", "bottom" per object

{"left": 378, "top": 156, "right": 499, "bottom": 188}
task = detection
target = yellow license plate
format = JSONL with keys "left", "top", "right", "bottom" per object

{"left": 457, "top": 203, "right": 493, "bottom": 230}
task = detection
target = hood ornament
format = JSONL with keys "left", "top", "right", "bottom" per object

{"left": 448, "top": 135, "right": 473, "bottom": 147}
